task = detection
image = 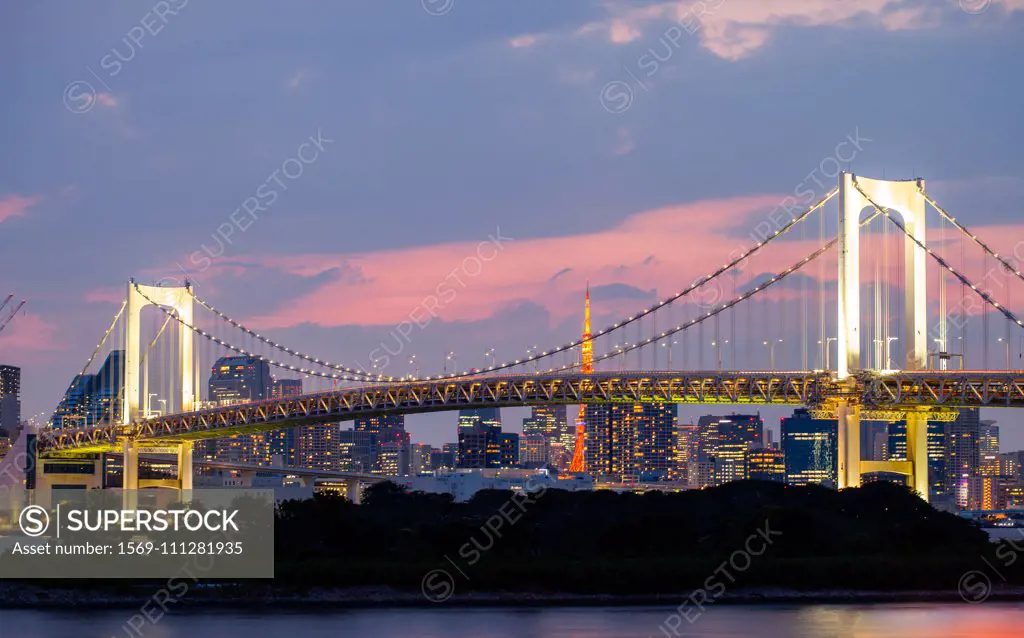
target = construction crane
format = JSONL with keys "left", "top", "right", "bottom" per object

{"left": 0, "top": 294, "right": 13, "bottom": 315}
{"left": 0, "top": 299, "right": 26, "bottom": 335}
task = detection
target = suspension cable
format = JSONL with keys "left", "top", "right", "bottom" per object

{"left": 432, "top": 188, "right": 838, "bottom": 378}
{"left": 921, "top": 189, "right": 1024, "bottom": 284}
{"left": 190, "top": 293, "right": 377, "bottom": 380}
{"left": 77, "top": 299, "right": 127, "bottom": 381}
{"left": 856, "top": 180, "right": 1024, "bottom": 332}
{"left": 132, "top": 284, "right": 372, "bottom": 382}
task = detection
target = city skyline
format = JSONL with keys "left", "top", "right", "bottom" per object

{"left": 3, "top": 2, "right": 1024, "bottom": 450}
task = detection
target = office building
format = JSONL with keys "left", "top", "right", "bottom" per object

{"left": 0, "top": 365, "right": 21, "bottom": 434}
{"left": 675, "top": 424, "right": 698, "bottom": 483}
{"left": 457, "top": 407, "right": 502, "bottom": 468}
{"left": 886, "top": 419, "right": 949, "bottom": 498}
{"left": 378, "top": 441, "right": 411, "bottom": 476}
{"left": 780, "top": 408, "right": 838, "bottom": 486}
{"left": 410, "top": 443, "right": 433, "bottom": 475}
{"left": 355, "top": 413, "right": 409, "bottom": 473}
{"left": 296, "top": 422, "right": 342, "bottom": 471}
{"left": 947, "top": 409, "right": 981, "bottom": 508}
{"left": 522, "top": 405, "right": 568, "bottom": 439}
{"left": 338, "top": 428, "right": 375, "bottom": 472}
{"left": 695, "top": 413, "right": 763, "bottom": 485}
{"left": 584, "top": 403, "right": 677, "bottom": 482}
{"left": 519, "top": 433, "right": 551, "bottom": 468}
{"left": 748, "top": 448, "right": 786, "bottom": 482}
{"left": 979, "top": 421, "right": 1000, "bottom": 477}
{"left": 432, "top": 445, "right": 457, "bottom": 471}
{"left": 209, "top": 356, "right": 272, "bottom": 405}
{"left": 52, "top": 351, "right": 124, "bottom": 428}
{"left": 200, "top": 356, "right": 273, "bottom": 463}
{"left": 497, "top": 432, "right": 520, "bottom": 468}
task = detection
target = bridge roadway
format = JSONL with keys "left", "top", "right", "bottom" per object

{"left": 37, "top": 370, "right": 1024, "bottom": 455}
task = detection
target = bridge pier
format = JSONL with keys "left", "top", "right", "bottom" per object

{"left": 905, "top": 411, "right": 930, "bottom": 500}
{"left": 836, "top": 401, "right": 861, "bottom": 490}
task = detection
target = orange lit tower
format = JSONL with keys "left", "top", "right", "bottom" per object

{"left": 569, "top": 284, "right": 593, "bottom": 473}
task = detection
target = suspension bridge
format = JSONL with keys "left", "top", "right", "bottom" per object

{"left": 7, "top": 172, "right": 1024, "bottom": 503}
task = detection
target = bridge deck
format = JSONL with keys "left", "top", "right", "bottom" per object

{"left": 36, "top": 370, "right": 1024, "bottom": 455}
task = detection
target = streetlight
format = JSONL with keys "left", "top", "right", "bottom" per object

{"left": 763, "top": 339, "right": 782, "bottom": 371}
{"left": 157, "top": 399, "right": 167, "bottom": 417}
{"left": 661, "top": 340, "right": 678, "bottom": 369}
{"left": 408, "top": 355, "right": 419, "bottom": 378}
{"left": 711, "top": 339, "right": 728, "bottom": 371}
{"left": 998, "top": 337, "right": 1011, "bottom": 369}
{"left": 886, "top": 337, "right": 899, "bottom": 370}
{"left": 147, "top": 393, "right": 158, "bottom": 418}
{"left": 445, "top": 351, "right": 456, "bottom": 374}
{"left": 817, "top": 337, "right": 838, "bottom": 371}
{"left": 484, "top": 348, "right": 496, "bottom": 368}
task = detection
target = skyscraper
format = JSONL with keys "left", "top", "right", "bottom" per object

{"left": 780, "top": 408, "right": 838, "bottom": 486}
{"left": 296, "top": 422, "right": 342, "bottom": 471}
{"left": 695, "top": 413, "right": 763, "bottom": 485}
{"left": 51, "top": 351, "right": 123, "bottom": 428}
{"left": 584, "top": 403, "right": 677, "bottom": 482}
{"left": 457, "top": 407, "right": 502, "bottom": 468}
{"left": 885, "top": 419, "right": 949, "bottom": 498}
{"left": 519, "top": 433, "right": 551, "bottom": 468}
{"left": 747, "top": 448, "right": 786, "bottom": 482}
{"left": 209, "top": 356, "right": 272, "bottom": 405}
{"left": 355, "top": 413, "right": 409, "bottom": 473}
{"left": 979, "top": 421, "right": 1000, "bottom": 477}
{"left": 522, "top": 405, "right": 568, "bottom": 439}
{"left": 947, "top": 408, "right": 981, "bottom": 507}
{"left": 201, "top": 356, "right": 274, "bottom": 463}
{"left": 0, "top": 365, "right": 22, "bottom": 434}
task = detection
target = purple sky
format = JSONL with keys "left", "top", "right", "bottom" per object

{"left": 2, "top": 1, "right": 1024, "bottom": 450}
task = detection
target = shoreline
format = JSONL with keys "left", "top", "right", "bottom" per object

{"left": 3, "top": 586, "right": 1024, "bottom": 609}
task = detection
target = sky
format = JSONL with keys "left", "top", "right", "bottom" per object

{"left": 2, "top": 0, "right": 1024, "bottom": 449}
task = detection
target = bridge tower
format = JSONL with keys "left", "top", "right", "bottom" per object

{"left": 569, "top": 284, "right": 593, "bottom": 473}
{"left": 124, "top": 280, "right": 195, "bottom": 424}
{"left": 835, "top": 173, "right": 930, "bottom": 499}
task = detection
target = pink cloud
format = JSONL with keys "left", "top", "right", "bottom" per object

{"left": 509, "top": 34, "right": 540, "bottom": 48}
{"left": 95, "top": 92, "right": 118, "bottom": 108}
{"left": 0, "top": 194, "right": 42, "bottom": 223}
{"left": 0, "top": 312, "right": 63, "bottom": 355}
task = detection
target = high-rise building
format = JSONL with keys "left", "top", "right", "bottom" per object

{"left": 337, "top": 428, "right": 375, "bottom": 472}
{"left": 457, "top": 407, "right": 502, "bottom": 468}
{"left": 296, "top": 422, "right": 342, "bottom": 471}
{"left": 523, "top": 405, "right": 568, "bottom": 439}
{"left": 524, "top": 405, "right": 572, "bottom": 469}
{"left": 780, "top": 408, "right": 838, "bottom": 486}
{"left": 885, "top": 419, "right": 949, "bottom": 498}
{"left": 584, "top": 403, "right": 677, "bottom": 482}
{"left": 695, "top": 414, "right": 763, "bottom": 485}
{"left": 747, "top": 448, "right": 786, "bottom": 482}
{"left": 519, "top": 433, "right": 551, "bottom": 468}
{"left": 432, "top": 445, "right": 457, "bottom": 471}
{"left": 675, "top": 424, "right": 698, "bottom": 483}
{"left": 947, "top": 408, "right": 981, "bottom": 508}
{"left": 377, "top": 441, "right": 411, "bottom": 476}
{"left": 201, "top": 356, "right": 273, "bottom": 463}
{"left": 355, "top": 413, "right": 409, "bottom": 473}
{"left": 52, "top": 351, "right": 124, "bottom": 428}
{"left": 209, "top": 356, "right": 272, "bottom": 405}
{"left": 0, "top": 365, "right": 21, "bottom": 435}
{"left": 498, "top": 432, "right": 520, "bottom": 468}
{"left": 979, "top": 421, "right": 1000, "bottom": 477}
{"left": 410, "top": 443, "right": 433, "bottom": 475}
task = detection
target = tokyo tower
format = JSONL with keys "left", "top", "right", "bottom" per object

{"left": 568, "top": 284, "right": 592, "bottom": 473}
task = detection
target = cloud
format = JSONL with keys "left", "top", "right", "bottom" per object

{"left": 556, "top": 0, "right": 1024, "bottom": 61}
{"left": 509, "top": 34, "right": 541, "bottom": 49}
{"left": 285, "top": 69, "right": 312, "bottom": 90}
{"left": 95, "top": 92, "right": 117, "bottom": 108}
{"left": 0, "top": 194, "right": 42, "bottom": 223}
{"left": 0, "top": 312, "right": 63, "bottom": 355}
